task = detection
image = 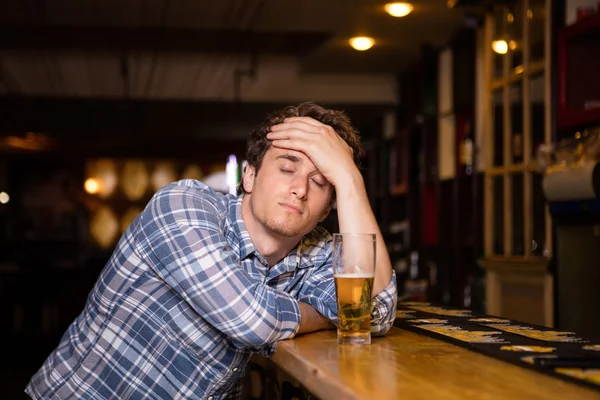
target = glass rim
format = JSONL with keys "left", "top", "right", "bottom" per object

{"left": 332, "top": 232, "right": 376, "bottom": 238}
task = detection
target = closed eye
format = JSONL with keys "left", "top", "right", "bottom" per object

{"left": 311, "top": 178, "right": 325, "bottom": 188}
{"left": 280, "top": 168, "right": 294, "bottom": 174}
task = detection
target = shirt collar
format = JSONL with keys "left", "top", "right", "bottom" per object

{"left": 227, "top": 195, "right": 256, "bottom": 261}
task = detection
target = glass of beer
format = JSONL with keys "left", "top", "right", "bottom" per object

{"left": 332, "top": 233, "right": 376, "bottom": 345}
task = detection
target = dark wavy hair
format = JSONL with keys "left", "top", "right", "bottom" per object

{"left": 238, "top": 102, "right": 362, "bottom": 195}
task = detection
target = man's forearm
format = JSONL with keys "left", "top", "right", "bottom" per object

{"left": 296, "top": 302, "right": 335, "bottom": 335}
{"left": 334, "top": 171, "right": 393, "bottom": 296}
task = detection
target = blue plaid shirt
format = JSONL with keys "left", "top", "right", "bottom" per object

{"left": 26, "top": 179, "right": 397, "bottom": 399}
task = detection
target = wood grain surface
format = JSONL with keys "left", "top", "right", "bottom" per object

{"left": 270, "top": 327, "right": 600, "bottom": 400}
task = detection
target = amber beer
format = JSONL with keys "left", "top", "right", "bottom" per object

{"left": 332, "top": 233, "right": 376, "bottom": 345}
{"left": 334, "top": 272, "right": 374, "bottom": 344}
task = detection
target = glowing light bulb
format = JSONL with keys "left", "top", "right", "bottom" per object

{"left": 349, "top": 37, "right": 375, "bottom": 51}
{"left": 384, "top": 3, "right": 413, "bottom": 17}
{"left": 84, "top": 178, "right": 101, "bottom": 194}
{"left": 492, "top": 40, "right": 508, "bottom": 54}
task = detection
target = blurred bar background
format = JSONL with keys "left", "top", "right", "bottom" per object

{"left": 1, "top": 0, "right": 600, "bottom": 397}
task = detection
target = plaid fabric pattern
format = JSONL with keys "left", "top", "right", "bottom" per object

{"left": 26, "top": 179, "right": 397, "bottom": 399}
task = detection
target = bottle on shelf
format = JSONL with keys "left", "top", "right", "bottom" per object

{"left": 459, "top": 119, "right": 474, "bottom": 176}
{"left": 512, "top": 132, "right": 524, "bottom": 163}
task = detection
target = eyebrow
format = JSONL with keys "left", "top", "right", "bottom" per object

{"left": 276, "top": 154, "right": 301, "bottom": 163}
{"left": 276, "top": 153, "right": 326, "bottom": 182}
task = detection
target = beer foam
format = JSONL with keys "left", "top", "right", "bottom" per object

{"left": 333, "top": 273, "right": 374, "bottom": 278}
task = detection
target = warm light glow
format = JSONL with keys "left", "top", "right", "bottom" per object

{"left": 0, "top": 192, "right": 9, "bottom": 204}
{"left": 0, "top": 132, "right": 54, "bottom": 151}
{"left": 86, "top": 159, "right": 117, "bottom": 199}
{"left": 492, "top": 40, "right": 508, "bottom": 54}
{"left": 181, "top": 164, "right": 205, "bottom": 181}
{"left": 84, "top": 178, "right": 101, "bottom": 194}
{"left": 121, "top": 160, "right": 149, "bottom": 201}
{"left": 507, "top": 13, "right": 514, "bottom": 23}
{"left": 384, "top": 2, "right": 413, "bottom": 17}
{"left": 90, "top": 206, "right": 119, "bottom": 249}
{"left": 508, "top": 40, "right": 517, "bottom": 50}
{"left": 151, "top": 162, "right": 177, "bottom": 192}
{"left": 527, "top": 9, "right": 533, "bottom": 19}
{"left": 121, "top": 207, "right": 143, "bottom": 234}
{"left": 514, "top": 65, "right": 525, "bottom": 74}
{"left": 349, "top": 36, "right": 375, "bottom": 51}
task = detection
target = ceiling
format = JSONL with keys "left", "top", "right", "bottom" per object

{"left": 0, "top": 0, "right": 466, "bottom": 101}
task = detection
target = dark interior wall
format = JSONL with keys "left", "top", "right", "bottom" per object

{"left": 0, "top": 94, "right": 395, "bottom": 397}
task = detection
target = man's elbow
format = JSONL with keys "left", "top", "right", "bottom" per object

{"left": 235, "top": 330, "right": 276, "bottom": 349}
{"left": 228, "top": 296, "right": 301, "bottom": 348}
{"left": 231, "top": 322, "right": 296, "bottom": 349}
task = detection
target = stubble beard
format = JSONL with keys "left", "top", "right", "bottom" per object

{"left": 250, "top": 197, "right": 302, "bottom": 238}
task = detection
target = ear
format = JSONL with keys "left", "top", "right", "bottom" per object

{"left": 243, "top": 164, "right": 256, "bottom": 193}
{"left": 319, "top": 201, "right": 335, "bottom": 222}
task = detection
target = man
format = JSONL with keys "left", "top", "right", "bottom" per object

{"left": 26, "top": 102, "right": 397, "bottom": 399}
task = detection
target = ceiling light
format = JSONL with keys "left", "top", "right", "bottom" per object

{"left": 492, "top": 40, "right": 508, "bottom": 54}
{"left": 0, "top": 192, "right": 9, "bottom": 204}
{"left": 385, "top": 2, "right": 414, "bottom": 17}
{"left": 349, "top": 36, "right": 375, "bottom": 51}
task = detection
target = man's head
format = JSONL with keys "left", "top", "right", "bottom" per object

{"left": 238, "top": 102, "right": 362, "bottom": 195}
{"left": 239, "top": 102, "right": 361, "bottom": 239}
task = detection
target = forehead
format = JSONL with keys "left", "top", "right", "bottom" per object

{"left": 265, "top": 147, "right": 316, "bottom": 169}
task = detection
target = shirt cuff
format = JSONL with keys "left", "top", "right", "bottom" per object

{"left": 296, "top": 295, "right": 338, "bottom": 324}
{"left": 276, "top": 294, "right": 302, "bottom": 341}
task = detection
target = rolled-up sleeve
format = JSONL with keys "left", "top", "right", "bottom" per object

{"left": 369, "top": 270, "right": 398, "bottom": 336}
{"left": 297, "top": 256, "right": 397, "bottom": 337}
{"left": 136, "top": 183, "right": 301, "bottom": 351}
{"left": 297, "top": 261, "right": 338, "bottom": 322}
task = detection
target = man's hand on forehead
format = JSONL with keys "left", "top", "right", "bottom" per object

{"left": 267, "top": 116, "right": 357, "bottom": 188}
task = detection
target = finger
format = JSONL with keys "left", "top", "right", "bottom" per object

{"left": 267, "top": 128, "right": 321, "bottom": 141}
{"left": 270, "top": 120, "right": 323, "bottom": 134}
{"left": 283, "top": 118, "right": 337, "bottom": 138}
{"left": 270, "top": 139, "right": 310, "bottom": 153}
{"left": 284, "top": 116, "right": 325, "bottom": 128}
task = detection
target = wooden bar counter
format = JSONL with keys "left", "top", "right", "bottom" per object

{"left": 266, "top": 327, "right": 600, "bottom": 400}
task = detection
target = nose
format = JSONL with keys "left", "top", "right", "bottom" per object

{"left": 290, "top": 176, "right": 308, "bottom": 199}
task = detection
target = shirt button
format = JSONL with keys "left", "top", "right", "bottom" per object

{"left": 232, "top": 367, "right": 239, "bottom": 372}
{"left": 208, "top": 397, "right": 213, "bottom": 400}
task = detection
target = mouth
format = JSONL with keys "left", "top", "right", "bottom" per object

{"left": 279, "top": 202, "right": 303, "bottom": 215}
